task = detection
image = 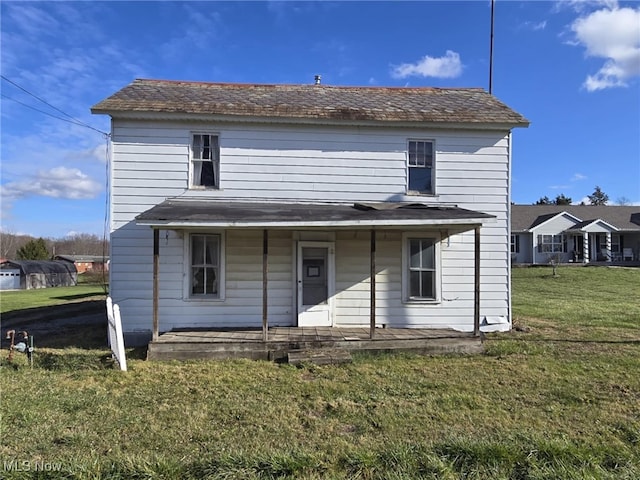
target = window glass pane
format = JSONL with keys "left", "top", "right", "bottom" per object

{"left": 192, "top": 235, "right": 204, "bottom": 264}
{"left": 205, "top": 236, "right": 219, "bottom": 265}
{"left": 192, "top": 267, "right": 204, "bottom": 295}
{"left": 409, "top": 271, "right": 421, "bottom": 297}
{"left": 410, "top": 240, "right": 421, "bottom": 268}
{"left": 203, "top": 135, "right": 210, "bottom": 148}
{"left": 409, "top": 141, "right": 417, "bottom": 154}
{"left": 421, "top": 240, "right": 434, "bottom": 269}
{"left": 421, "top": 271, "right": 434, "bottom": 298}
{"left": 424, "top": 142, "right": 433, "bottom": 157}
{"left": 408, "top": 167, "right": 432, "bottom": 192}
{"left": 192, "top": 135, "right": 201, "bottom": 159}
{"left": 211, "top": 136, "right": 219, "bottom": 160}
{"left": 199, "top": 160, "right": 215, "bottom": 186}
{"left": 205, "top": 267, "right": 217, "bottom": 295}
{"left": 408, "top": 152, "right": 417, "bottom": 166}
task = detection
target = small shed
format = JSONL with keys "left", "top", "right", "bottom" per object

{"left": 0, "top": 260, "right": 78, "bottom": 290}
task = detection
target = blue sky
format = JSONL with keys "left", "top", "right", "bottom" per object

{"left": 1, "top": 0, "right": 639, "bottom": 238}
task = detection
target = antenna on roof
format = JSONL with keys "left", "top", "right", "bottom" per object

{"left": 489, "top": 0, "right": 495, "bottom": 94}
{"left": 314, "top": 75, "right": 321, "bottom": 85}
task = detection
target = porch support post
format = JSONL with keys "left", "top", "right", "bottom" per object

{"left": 474, "top": 226, "right": 481, "bottom": 337}
{"left": 606, "top": 232, "right": 612, "bottom": 262}
{"left": 152, "top": 228, "right": 159, "bottom": 342}
{"left": 262, "top": 229, "right": 269, "bottom": 342}
{"left": 583, "top": 232, "right": 589, "bottom": 264}
{"left": 370, "top": 229, "right": 376, "bottom": 339}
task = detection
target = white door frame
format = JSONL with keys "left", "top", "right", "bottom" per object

{"left": 296, "top": 241, "right": 335, "bottom": 327}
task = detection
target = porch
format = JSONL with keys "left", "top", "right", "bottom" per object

{"left": 147, "top": 326, "right": 483, "bottom": 362}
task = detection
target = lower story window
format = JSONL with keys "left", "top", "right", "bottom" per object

{"left": 611, "top": 234, "right": 621, "bottom": 253}
{"left": 190, "top": 234, "right": 221, "bottom": 297}
{"left": 407, "top": 237, "right": 436, "bottom": 300}
{"left": 511, "top": 234, "right": 520, "bottom": 254}
{"left": 537, "top": 234, "right": 566, "bottom": 253}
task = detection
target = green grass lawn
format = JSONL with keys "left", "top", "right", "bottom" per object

{"left": 1, "top": 266, "right": 639, "bottom": 479}
{"left": 0, "top": 284, "right": 107, "bottom": 314}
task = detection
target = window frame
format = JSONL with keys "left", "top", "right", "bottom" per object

{"left": 183, "top": 232, "right": 225, "bottom": 301}
{"left": 537, "top": 234, "right": 566, "bottom": 253}
{"left": 406, "top": 139, "right": 436, "bottom": 195}
{"left": 401, "top": 233, "right": 440, "bottom": 303}
{"left": 190, "top": 132, "right": 220, "bottom": 189}
{"left": 611, "top": 234, "right": 621, "bottom": 253}
{"left": 511, "top": 234, "right": 520, "bottom": 254}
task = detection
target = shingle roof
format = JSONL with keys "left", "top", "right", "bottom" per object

{"left": 1, "top": 260, "right": 77, "bottom": 275}
{"left": 135, "top": 200, "right": 493, "bottom": 227}
{"left": 91, "top": 78, "right": 529, "bottom": 127}
{"left": 512, "top": 205, "right": 640, "bottom": 232}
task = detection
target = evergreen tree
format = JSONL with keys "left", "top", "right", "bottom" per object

{"left": 535, "top": 196, "right": 552, "bottom": 205}
{"left": 554, "top": 194, "right": 572, "bottom": 205}
{"left": 587, "top": 186, "right": 609, "bottom": 205}
{"left": 16, "top": 238, "right": 50, "bottom": 260}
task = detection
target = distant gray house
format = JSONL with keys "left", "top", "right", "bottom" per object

{"left": 0, "top": 260, "right": 77, "bottom": 290}
{"left": 511, "top": 205, "right": 640, "bottom": 264}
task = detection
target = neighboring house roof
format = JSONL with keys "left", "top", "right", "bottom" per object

{"left": 135, "top": 200, "right": 494, "bottom": 229}
{"left": 565, "top": 219, "right": 618, "bottom": 232}
{"left": 91, "top": 78, "right": 530, "bottom": 128}
{"left": 54, "top": 255, "right": 109, "bottom": 263}
{"left": 0, "top": 260, "right": 77, "bottom": 275}
{"left": 512, "top": 205, "right": 640, "bottom": 232}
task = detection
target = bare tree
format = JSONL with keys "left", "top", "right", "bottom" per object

{"left": 616, "top": 196, "right": 632, "bottom": 206}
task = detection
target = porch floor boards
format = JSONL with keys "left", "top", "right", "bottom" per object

{"left": 147, "top": 327, "right": 484, "bottom": 362}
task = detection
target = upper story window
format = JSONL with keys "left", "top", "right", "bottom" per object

{"left": 191, "top": 134, "right": 219, "bottom": 188}
{"left": 407, "top": 140, "right": 434, "bottom": 194}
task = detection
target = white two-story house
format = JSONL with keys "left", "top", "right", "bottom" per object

{"left": 92, "top": 79, "right": 529, "bottom": 345}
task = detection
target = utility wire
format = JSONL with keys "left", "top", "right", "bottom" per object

{"left": 1, "top": 75, "right": 109, "bottom": 136}
{"left": 1, "top": 94, "right": 109, "bottom": 136}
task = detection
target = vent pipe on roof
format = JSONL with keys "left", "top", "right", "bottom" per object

{"left": 314, "top": 75, "right": 321, "bottom": 85}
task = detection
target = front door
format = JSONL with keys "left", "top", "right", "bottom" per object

{"left": 297, "top": 242, "right": 334, "bottom": 326}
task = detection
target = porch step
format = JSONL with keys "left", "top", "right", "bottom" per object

{"left": 288, "top": 348, "right": 352, "bottom": 366}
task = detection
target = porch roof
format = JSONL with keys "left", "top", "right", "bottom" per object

{"left": 135, "top": 199, "right": 494, "bottom": 229}
{"left": 565, "top": 219, "right": 618, "bottom": 233}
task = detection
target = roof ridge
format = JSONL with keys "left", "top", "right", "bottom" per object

{"left": 132, "top": 78, "right": 486, "bottom": 92}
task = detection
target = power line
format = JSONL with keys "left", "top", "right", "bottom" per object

{"left": 1, "top": 94, "right": 109, "bottom": 136}
{"left": 1, "top": 75, "right": 109, "bottom": 136}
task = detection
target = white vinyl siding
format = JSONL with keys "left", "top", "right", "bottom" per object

{"left": 108, "top": 120, "right": 512, "bottom": 336}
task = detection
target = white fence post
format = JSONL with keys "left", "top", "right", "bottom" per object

{"left": 106, "top": 296, "right": 127, "bottom": 371}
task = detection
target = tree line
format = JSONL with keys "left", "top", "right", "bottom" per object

{"left": 535, "top": 186, "right": 631, "bottom": 206}
{"left": 0, "top": 232, "right": 109, "bottom": 261}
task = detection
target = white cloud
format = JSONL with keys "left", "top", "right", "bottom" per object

{"left": 557, "top": 0, "right": 619, "bottom": 13}
{"left": 570, "top": 6, "right": 640, "bottom": 91}
{"left": 522, "top": 20, "right": 548, "bottom": 31}
{"left": 391, "top": 50, "right": 463, "bottom": 79}
{"left": 1, "top": 167, "right": 102, "bottom": 202}
{"left": 573, "top": 196, "right": 592, "bottom": 205}
{"left": 571, "top": 173, "right": 587, "bottom": 181}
